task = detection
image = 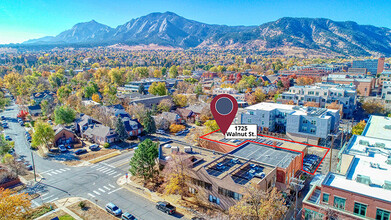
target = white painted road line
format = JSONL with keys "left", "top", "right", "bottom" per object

{"left": 51, "top": 171, "right": 59, "bottom": 174}
{"left": 96, "top": 167, "right": 107, "bottom": 171}
{"left": 93, "top": 190, "right": 101, "bottom": 195}
{"left": 31, "top": 199, "right": 40, "bottom": 207}
{"left": 41, "top": 195, "right": 54, "bottom": 200}
{"left": 65, "top": 168, "right": 71, "bottom": 170}
{"left": 88, "top": 193, "right": 96, "bottom": 198}
{"left": 102, "top": 162, "right": 115, "bottom": 168}
{"left": 103, "top": 186, "right": 111, "bottom": 190}
{"left": 108, "top": 184, "right": 115, "bottom": 188}
{"left": 45, "top": 197, "right": 59, "bottom": 203}
{"left": 46, "top": 173, "right": 52, "bottom": 176}
{"left": 91, "top": 164, "right": 99, "bottom": 168}
{"left": 107, "top": 171, "right": 117, "bottom": 176}
{"left": 101, "top": 169, "right": 113, "bottom": 174}
{"left": 113, "top": 173, "right": 122, "bottom": 178}
{"left": 98, "top": 188, "right": 105, "bottom": 193}
{"left": 40, "top": 193, "right": 49, "bottom": 197}
{"left": 97, "top": 167, "right": 110, "bottom": 172}
{"left": 108, "top": 187, "right": 123, "bottom": 195}
{"left": 40, "top": 169, "right": 54, "bottom": 174}
{"left": 59, "top": 169, "right": 66, "bottom": 172}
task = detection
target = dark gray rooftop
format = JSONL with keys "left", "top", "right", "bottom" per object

{"left": 230, "top": 142, "right": 301, "bottom": 168}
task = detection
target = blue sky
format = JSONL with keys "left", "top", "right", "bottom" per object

{"left": 0, "top": 0, "right": 390, "bottom": 44}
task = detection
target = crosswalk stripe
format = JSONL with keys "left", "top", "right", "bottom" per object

{"left": 65, "top": 168, "right": 71, "bottom": 170}
{"left": 103, "top": 186, "right": 111, "bottom": 190}
{"left": 107, "top": 171, "right": 117, "bottom": 176}
{"left": 46, "top": 173, "right": 52, "bottom": 176}
{"left": 96, "top": 167, "right": 107, "bottom": 171}
{"left": 88, "top": 193, "right": 96, "bottom": 198}
{"left": 113, "top": 173, "right": 122, "bottom": 178}
{"left": 98, "top": 167, "right": 110, "bottom": 172}
{"left": 108, "top": 184, "right": 115, "bottom": 188}
{"left": 98, "top": 188, "right": 105, "bottom": 193}
{"left": 56, "top": 170, "right": 63, "bottom": 174}
{"left": 102, "top": 162, "right": 115, "bottom": 168}
{"left": 59, "top": 169, "right": 66, "bottom": 172}
{"left": 51, "top": 171, "right": 58, "bottom": 174}
{"left": 93, "top": 190, "right": 101, "bottom": 195}
{"left": 45, "top": 197, "right": 58, "bottom": 203}
{"left": 42, "top": 195, "right": 54, "bottom": 200}
{"left": 101, "top": 169, "right": 113, "bottom": 174}
{"left": 91, "top": 164, "right": 99, "bottom": 168}
{"left": 107, "top": 187, "right": 123, "bottom": 195}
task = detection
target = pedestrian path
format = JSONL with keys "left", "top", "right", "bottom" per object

{"left": 87, "top": 183, "right": 123, "bottom": 198}
{"left": 91, "top": 163, "right": 125, "bottom": 179}
{"left": 40, "top": 168, "right": 72, "bottom": 176}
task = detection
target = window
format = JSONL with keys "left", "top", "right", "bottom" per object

{"left": 304, "top": 209, "right": 323, "bottom": 220}
{"left": 311, "top": 120, "right": 316, "bottom": 125}
{"left": 322, "top": 193, "right": 329, "bottom": 203}
{"left": 333, "top": 196, "right": 346, "bottom": 210}
{"left": 376, "top": 208, "right": 390, "bottom": 220}
{"left": 354, "top": 202, "right": 367, "bottom": 217}
{"left": 189, "top": 187, "right": 196, "bottom": 194}
{"left": 248, "top": 119, "right": 251, "bottom": 123}
{"left": 310, "top": 128, "right": 316, "bottom": 134}
{"left": 262, "top": 121, "right": 264, "bottom": 125}
{"left": 218, "top": 187, "right": 243, "bottom": 200}
{"left": 209, "top": 195, "right": 220, "bottom": 204}
{"left": 250, "top": 111, "right": 254, "bottom": 115}
{"left": 192, "top": 178, "right": 212, "bottom": 190}
{"left": 262, "top": 114, "right": 265, "bottom": 118}
{"left": 303, "top": 119, "right": 308, "bottom": 124}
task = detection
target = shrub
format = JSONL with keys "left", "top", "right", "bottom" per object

{"left": 103, "top": 143, "right": 110, "bottom": 148}
{"left": 195, "top": 121, "right": 201, "bottom": 126}
{"left": 78, "top": 201, "right": 86, "bottom": 209}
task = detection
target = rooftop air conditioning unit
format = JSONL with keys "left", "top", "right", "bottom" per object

{"left": 171, "top": 146, "right": 179, "bottom": 153}
{"left": 356, "top": 174, "right": 371, "bottom": 185}
{"left": 184, "top": 146, "right": 192, "bottom": 153}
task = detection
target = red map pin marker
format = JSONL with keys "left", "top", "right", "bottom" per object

{"left": 210, "top": 94, "right": 238, "bottom": 135}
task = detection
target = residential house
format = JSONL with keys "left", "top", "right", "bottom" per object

{"left": 31, "top": 90, "right": 56, "bottom": 105}
{"left": 82, "top": 124, "right": 117, "bottom": 145}
{"left": 53, "top": 125, "right": 80, "bottom": 147}
{"left": 158, "top": 112, "right": 184, "bottom": 124}
{"left": 115, "top": 111, "right": 143, "bottom": 137}
{"left": 27, "top": 105, "right": 42, "bottom": 116}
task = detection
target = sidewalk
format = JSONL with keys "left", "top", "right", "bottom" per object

{"left": 36, "top": 197, "right": 84, "bottom": 220}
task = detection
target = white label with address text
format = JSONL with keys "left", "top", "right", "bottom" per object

{"left": 225, "top": 124, "right": 257, "bottom": 139}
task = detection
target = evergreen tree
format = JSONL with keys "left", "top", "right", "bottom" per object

{"left": 129, "top": 139, "right": 159, "bottom": 182}
{"left": 142, "top": 111, "right": 156, "bottom": 134}
{"left": 138, "top": 83, "right": 146, "bottom": 95}
{"left": 115, "top": 117, "right": 128, "bottom": 141}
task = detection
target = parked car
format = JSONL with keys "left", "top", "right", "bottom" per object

{"left": 75, "top": 149, "right": 87, "bottom": 155}
{"left": 3, "top": 123, "right": 8, "bottom": 129}
{"left": 26, "top": 164, "right": 33, "bottom": 171}
{"left": 5, "top": 135, "right": 12, "bottom": 141}
{"left": 156, "top": 130, "right": 166, "bottom": 135}
{"left": 105, "top": 203, "right": 122, "bottom": 216}
{"left": 89, "top": 144, "right": 100, "bottom": 151}
{"left": 156, "top": 201, "right": 176, "bottom": 215}
{"left": 1, "top": 116, "right": 5, "bottom": 120}
{"left": 59, "top": 145, "right": 67, "bottom": 153}
{"left": 66, "top": 145, "right": 73, "bottom": 149}
{"left": 121, "top": 212, "right": 137, "bottom": 220}
{"left": 27, "top": 136, "right": 32, "bottom": 142}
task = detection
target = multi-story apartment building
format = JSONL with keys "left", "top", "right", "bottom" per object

{"left": 302, "top": 115, "right": 391, "bottom": 220}
{"left": 379, "top": 70, "right": 391, "bottom": 86}
{"left": 279, "top": 68, "right": 329, "bottom": 77}
{"left": 322, "top": 74, "right": 375, "bottom": 96}
{"left": 352, "top": 58, "right": 385, "bottom": 75}
{"left": 240, "top": 103, "right": 340, "bottom": 145}
{"left": 118, "top": 78, "right": 179, "bottom": 93}
{"left": 212, "top": 87, "right": 247, "bottom": 104}
{"left": 382, "top": 81, "right": 391, "bottom": 103}
{"left": 278, "top": 83, "right": 357, "bottom": 118}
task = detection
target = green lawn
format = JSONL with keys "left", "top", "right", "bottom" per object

{"left": 59, "top": 214, "right": 76, "bottom": 220}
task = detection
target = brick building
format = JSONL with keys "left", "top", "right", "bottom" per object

{"left": 322, "top": 74, "right": 375, "bottom": 96}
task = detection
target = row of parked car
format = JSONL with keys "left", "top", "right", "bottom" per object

{"left": 105, "top": 201, "right": 176, "bottom": 219}
{"left": 303, "top": 154, "right": 321, "bottom": 172}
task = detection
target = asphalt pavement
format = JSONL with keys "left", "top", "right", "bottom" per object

{"left": 2, "top": 102, "right": 184, "bottom": 220}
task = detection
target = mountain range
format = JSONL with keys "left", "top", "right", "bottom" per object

{"left": 21, "top": 12, "right": 391, "bottom": 56}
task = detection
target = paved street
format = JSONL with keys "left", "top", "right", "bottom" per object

{"left": 2, "top": 102, "right": 184, "bottom": 220}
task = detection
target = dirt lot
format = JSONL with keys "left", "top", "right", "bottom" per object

{"left": 62, "top": 148, "right": 117, "bottom": 166}
{"left": 68, "top": 200, "right": 117, "bottom": 220}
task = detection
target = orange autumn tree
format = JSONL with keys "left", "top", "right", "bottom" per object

{"left": 91, "top": 93, "right": 101, "bottom": 103}
{"left": 0, "top": 188, "right": 31, "bottom": 220}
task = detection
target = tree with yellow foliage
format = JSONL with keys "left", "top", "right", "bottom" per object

{"left": 163, "top": 154, "right": 192, "bottom": 200}
{"left": 169, "top": 124, "right": 185, "bottom": 133}
{"left": 352, "top": 120, "right": 366, "bottom": 135}
{"left": 0, "top": 188, "right": 31, "bottom": 220}
{"left": 173, "top": 94, "right": 188, "bottom": 107}
{"left": 91, "top": 93, "right": 101, "bottom": 103}
{"left": 204, "top": 120, "right": 219, "bottom": 133}
{"left": 229, "top": 186, "right": 286, "bottom": 220}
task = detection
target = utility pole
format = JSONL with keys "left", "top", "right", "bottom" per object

{"left": 31, "top": 151, "right": 37, "bottom": 181}
{"left": 329, "top": 135, "right": 335, "bottom": 173}
{"left": 290, "top": 177, "right": 305, "bottom": 219}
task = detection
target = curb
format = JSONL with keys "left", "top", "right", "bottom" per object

{"left": 88, "top": 150, "right": 121, "bottom": 164}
